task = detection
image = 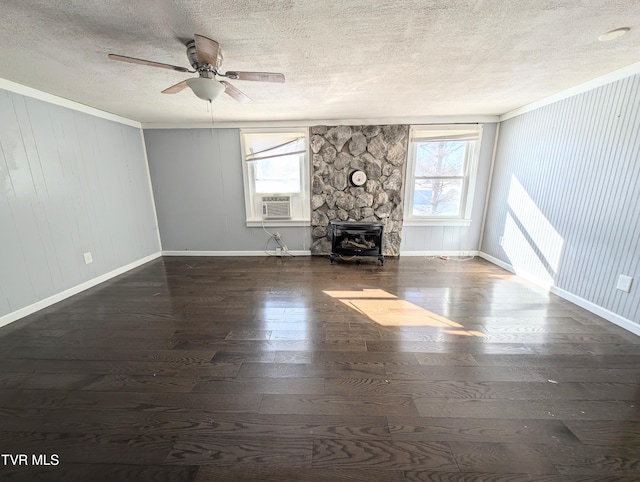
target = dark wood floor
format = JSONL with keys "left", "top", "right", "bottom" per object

{"left": 1, "top": 256, "right": 639, "bottom": 481}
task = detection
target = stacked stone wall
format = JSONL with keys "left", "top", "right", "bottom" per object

{"left": 309, "top": 124, "right": 409, "bottom": 256}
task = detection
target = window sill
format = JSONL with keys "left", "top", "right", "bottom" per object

{"left": 403, "top": 218, "right": 472, "bottom": 227}
{"left": 246, "top": 219, "right": 310, "bottom": 228}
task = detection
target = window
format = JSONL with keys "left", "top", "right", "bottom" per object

{"left": 241, "top": 129, "right": 310, "bottom": 226}
{"left": 404, "top": 125, "right": 483, "bottom": 226}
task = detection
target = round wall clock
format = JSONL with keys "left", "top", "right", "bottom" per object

{"left": 350, "top": 170, "right": 367, "bottom": 186}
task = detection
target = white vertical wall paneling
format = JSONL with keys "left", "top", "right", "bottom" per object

{"left": 30, "top": 99, "right": 71, "bottom": 290}
{"left": 602, "top": 79, "right": 640, "bottom": 313}
{"left": 481, "top": 74, "right": 640, "bottom": 325}
{"left": 1, "top": 91, "right": 35, "bottom": 309}
{"left": 572, "top": 82, "right": 625, "bottom": 304}
{"left": 0, "top": 88, "right": 160, "bottom": 319}
{"left": 578, "top": 83, "right": 622, "bottom": 304}
{"left": 8, "top": 94, "right": 57, "bottom": 302}
{"left": 613, "top": 79, "right": 640, "bottom": 317}
{"left": 48, "top": 105, "right": 84, "bottom": 286}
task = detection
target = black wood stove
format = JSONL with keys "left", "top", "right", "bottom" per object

{"left": 330, "top": 221, "right": 384, "bottom": 265}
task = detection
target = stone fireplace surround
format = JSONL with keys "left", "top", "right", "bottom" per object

{"left": 309, "top": 124, "right": 409, "bottom": 256}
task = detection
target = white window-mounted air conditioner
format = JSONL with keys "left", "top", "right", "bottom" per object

{"left": 262, "top": 196, "right": 291, "bottom": 219}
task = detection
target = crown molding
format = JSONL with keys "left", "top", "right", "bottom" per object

{"left": 141, "top": 115, "right": 500, "bottom": 129}
{"left": 0, "top": 78, "right": 141, "bottom": 128}
{"left": 500, "top": 61, "right": 640, "bottom": 122}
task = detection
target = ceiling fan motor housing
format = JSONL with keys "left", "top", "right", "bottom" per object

{"left": 186, "top": 40, "right": 222, "bottom": 72}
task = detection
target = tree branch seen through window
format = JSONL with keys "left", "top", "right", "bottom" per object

{"left": 413, "top": 140, "right": 466, "bottom": 216}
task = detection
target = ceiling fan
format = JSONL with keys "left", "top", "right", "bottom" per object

{"left": 108, "top": 34, "right": 285, "bottom": 103}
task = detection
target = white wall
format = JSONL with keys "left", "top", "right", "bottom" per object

{"left": 0, "top": 88, "right": 160, "bottom": 322}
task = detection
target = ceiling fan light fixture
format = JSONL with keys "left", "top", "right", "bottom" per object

{"left": 185, "top": 77, "right": 226, "bottom": 101}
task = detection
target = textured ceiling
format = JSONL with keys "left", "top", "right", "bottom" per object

{"left": 1, "top": 0, "right": 639, "bottom": 125}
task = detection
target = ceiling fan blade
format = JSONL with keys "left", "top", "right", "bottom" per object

{"left": 108, "top": 54, "right": 190, "bottom": 73}
{"left": 220, "top": 81, "right": 251, "bottom": 103}
{"left": 225, "top": 71, "right": 285, "bottom": 83}
{"left": 162, "top": 80, "right": 188, "bottom": 94}
{"left": 193, "top": 34, "right": 220, "bottom": 67}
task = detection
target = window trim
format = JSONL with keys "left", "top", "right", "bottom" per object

{"left": 404, "top": 124, "right": 483, "bottom": 227}
{"left": 240, "top": 127, "right": 310, "bottom": 227}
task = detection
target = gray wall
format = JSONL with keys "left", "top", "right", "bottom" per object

{"left": 144, "top": 128, "right": 310, "bottom": 252}
{"left": 482, "top": 75, "right": 639, "bottom": 324}
{"left": 0, "top": 89, "right": 160, "bottom": 318}
{"left": 400, "top": 123, "right": 497, "bottom": 253}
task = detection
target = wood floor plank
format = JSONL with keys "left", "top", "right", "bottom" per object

{"left": 176, "top": 339, "right": 367, "bottom": 352}
{"left": 191, "top": 377, "right": 326, "bottom": 395}
{"left": 0, "top": 389, "right": 262, "bottom": 413}
{"left": 472, "top": 353, "right": 640, "bottom": 368}
{"left": 382, "top": 365, "right": 545, "bottom": 382}
{"left": 0, "top": 408, "right": 154, "bottom": 435}
{"left": 237, "top": 362, "right": 387, "bottom": 379}
{"left": 79, "top": 374, "right": 199, "bottom": 393}
{"left": 564, "top": 420, "right": 640, "bottom": 447}
{"left": 195, "top": 467, "right": 406, "bottom": 482}
{"left": 314, "top": 351, "right": 421, "bottom": 365}
{"left": 447, "top": 441, "right": 558, "bottom": 474}
{"left": 165, "top": 437, "right": 313, "bottom": 466}
{"left": 273, "top": 351, "right": 314, "bottom": 363}
{"left": 536, "top": 367, "right": 640, "bottom": 383}
{"left": 366, "top": 340, "right": 589, "bottom": 355}
{"left": 541, "top": 444, "right": 640, "bottom": 476}
{"left": 312, "top": 438, "right": 458, "bottom": 471}
{"left": 414, "top": 353, "right": 478, "bottom": 366}
{"left": 143, "top": 412, "right": 390, "bottom": 439}
{"left": 360, "top": 380, "right": 640, "bottom": 401}
{"left": 415, "top": 399, "right": 640, "bottom": 420}
{"left": 403, "top": 471, "right": 639, "bottom": 481}
{"left": 0, "top": 464, "right": 198, "bottom": 482}
{"left": 0, "top": 372, "right": 100, "bottom": 390}
{"left": 387, "top": 417, "right": 580, "bottom": 444}
{"left": 0, "top": 358, "right": 241, "bottom": 377}
{"left": 0, "top": 347, "right": 216, "bottom": 363}
{"left": 259, "top": 394, "right": 419, "bottom": 417}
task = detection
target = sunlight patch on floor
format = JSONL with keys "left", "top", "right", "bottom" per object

{"left": 324, "top": 289, "right": 486, "bottom": 336}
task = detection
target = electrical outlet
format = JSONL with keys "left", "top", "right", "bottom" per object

{"left": 275, "top": 247, "right": 282, "bottom": 256}
{"left": 616, "top": 274, "right": 633, "bottom": 293}
{"left": 498, "top": 236, "right": 504, "bottom": 247}
{"left": 83, "top": 252, "right": 93, "bottom": 264}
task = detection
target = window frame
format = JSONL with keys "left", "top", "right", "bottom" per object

{"left": 240, "top": 127, "right": 310, "bottom": 227}
{"left": 404, "top": 124, "right": 483, "bottom": 227}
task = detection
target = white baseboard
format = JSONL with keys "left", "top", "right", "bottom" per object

{"left": 551, "top": 285, "right": 640, "bottom": 337}
{"left": 478, "top": 252, "right": 514, "bottom": 272}
{"left": 161, "top": 250, "right": 311, "bottom": 256}
{"left": 0, "top": 252, "right": 162, "bottom": 329}
{"left": 400, "top": 250, "right": 479, "bottom": 257}
{"left": 478, "top": 252, "right": 640, "bottom": 337}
